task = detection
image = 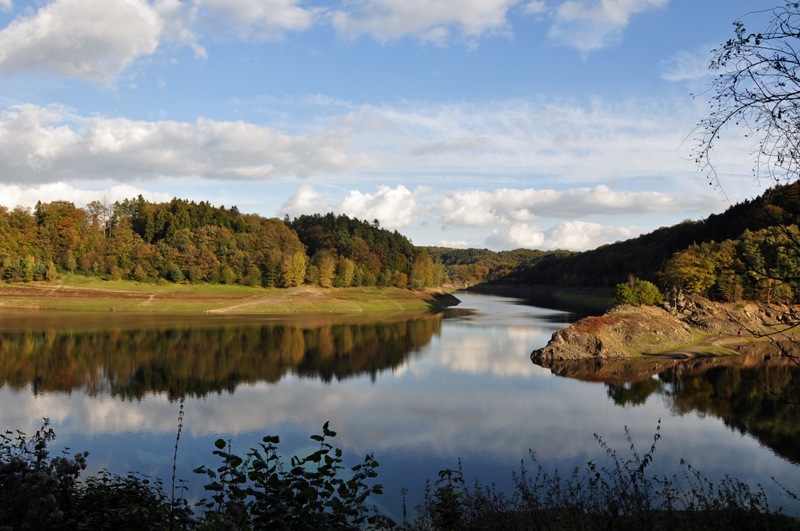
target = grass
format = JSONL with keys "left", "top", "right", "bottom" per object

{"left": 0, "top": 277, "right": 458, "bottom": 315}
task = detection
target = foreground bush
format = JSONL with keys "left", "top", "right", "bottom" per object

{"left": 1, "top": 419, "right": 798, "bottom": 530}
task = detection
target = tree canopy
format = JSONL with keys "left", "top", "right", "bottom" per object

{"left": 0, "top": 199, "right": 444, "bottom": 291}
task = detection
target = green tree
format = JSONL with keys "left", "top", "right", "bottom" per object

{"left": 612, "top": 276, "right": 663, "bottom": 306}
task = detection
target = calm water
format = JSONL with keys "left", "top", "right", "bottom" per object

{"left": 0, "top": 292, "right": 798, "bottom": 520}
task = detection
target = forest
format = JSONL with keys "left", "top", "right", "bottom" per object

{"left": 511, "top": 182, "right": 800, "bottom": 303}
{"left": 0, "top": 197, "right": 445, "bottom": 290}
{"left": 2, "top": 182, "right": 800, "bottom": 304}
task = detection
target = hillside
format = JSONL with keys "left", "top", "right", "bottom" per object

{"left": 516, "top": 182, "right": 800, "bottom": 288}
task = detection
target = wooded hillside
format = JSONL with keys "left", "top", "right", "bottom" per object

{"left": 0, "top": 197, "right": 444, "bottom": 290}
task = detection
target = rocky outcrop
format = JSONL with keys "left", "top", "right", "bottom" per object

{"left": 532, "top": 294, "right": 800, "bottom": 362}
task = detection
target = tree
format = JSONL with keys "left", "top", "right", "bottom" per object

{"left": 611, "top": 276, "right": 663, "bottom": 306}
{"left": 662, "top": 243, "right": 718, "bottom": 295}
{"left": 695, "top": 3, "right": 800, "bottom": 191}
{"left": 280, "top": 251, "right": 306, "bottom": 288}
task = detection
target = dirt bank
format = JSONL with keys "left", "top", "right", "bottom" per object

{"left": 531, "top": 294, "right": 800, "bottom": 362}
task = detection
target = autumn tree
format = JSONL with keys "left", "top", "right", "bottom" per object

{"left": 662, "top": 243, "right": 718, "bottom": 295}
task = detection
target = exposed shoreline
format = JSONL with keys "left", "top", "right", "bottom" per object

{"left": 531, "top": 294, "right": 800, "bottom": 362}
{"left": 0, "top": 281, "right": 461, "bottom": 316}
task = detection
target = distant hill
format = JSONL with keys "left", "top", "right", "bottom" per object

{"left": 428, "top": 182, "right": 800, "bottom": 293}
{"left": 516, "top": 182, "right": 800, "bottom": 288}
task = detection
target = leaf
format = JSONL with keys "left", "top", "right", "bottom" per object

{"left": 214, "top": 439, "right": 226, "bottom": 450}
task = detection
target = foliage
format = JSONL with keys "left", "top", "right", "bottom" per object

{"left": 1, "top": 420, "right": 798, "bottom": 530}
{"left": 193, "top": 421, "right": 394, "bottom": 530}
{"left": 423, "top": 246, "right": 552, "bottom": 286}
{"left": 0, "top": 419, "right": 192, "bottom": 529}
{"left": 289, "top": 213, "right": 440, "bottom": 289}
{"left": 611, "top": 277, "right": 664, "bottom": 306}
{"left": 0, "top": 199, "right": 445, "bottom": 290}
{"left": 0, "top": 420, "right": 87, "bottom": 529}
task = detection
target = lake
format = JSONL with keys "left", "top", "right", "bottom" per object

{"left": 0, "top": 291, "right": 798, "bottom": 521}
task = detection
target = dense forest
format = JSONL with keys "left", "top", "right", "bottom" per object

{"left": 2, "top": 182, "right": 799, "bottom": 303}
{"left": 0, "top": 197, "right": 444, "bottom": 290}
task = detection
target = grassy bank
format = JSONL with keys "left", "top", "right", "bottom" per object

{"left": 0, "top": 277, "right": 459, "bottom": 315}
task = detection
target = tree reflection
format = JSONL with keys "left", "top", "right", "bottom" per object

{"left": 0, "top": 315, "right": 443, "bottom": 399}
{"left": 534, "top": 351, "right": 800, "bottom": 465}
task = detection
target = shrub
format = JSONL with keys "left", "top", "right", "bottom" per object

{"left": 612, "top": 277, "right": 664, "bottom": 306}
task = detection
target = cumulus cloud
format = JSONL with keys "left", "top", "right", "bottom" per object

{"left": 279, "top": 183, "right": 330, "bottom": 219}
{"left": 487, "top": 220, "right": 642, "bottom": 251}
{"left": 329, "top": 0, "right": 517, "bottom": 45}
{"left": 199, "top": 0, "right": 320, "bottom": 41}
{"left": 439, "top": 185, "right": 702, "bottom": 227}
{"left": 545, "top": 0, "right": 668, "bottom": 53}
{"left": 279, "top": 183, "right": 422, "bottom": 229}
{"left": 0, "top": 0, "right": 163, "bottom": 82}
{"left": 0, "top": 182, "right": 171, "bottom": 211}
{"left": 337, "top": 184, "right": 419, "bottom": 228}
{"left": 0, "top": 104, "right": 370, "bottom": 183}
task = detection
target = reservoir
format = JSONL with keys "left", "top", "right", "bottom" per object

{"left": 0, "top": 292, "right": 797, "bottom": 520}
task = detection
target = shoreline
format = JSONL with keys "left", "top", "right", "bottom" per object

{"left": 531, "top": 294, "right": 800, "bottom": 362}
{"left": 0, "top": 281, "right": 461, "bottom": 316}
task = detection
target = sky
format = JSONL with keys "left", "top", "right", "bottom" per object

{"left": 0, "top": 0, "right": 776, "bottom": 251}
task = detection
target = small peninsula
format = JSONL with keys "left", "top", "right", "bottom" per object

{"left": 531, "top": 294, "right": 800, "bottom": 362}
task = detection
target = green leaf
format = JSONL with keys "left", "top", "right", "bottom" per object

{"left": 214, "top": 438, "right": 226, "bottom": 450}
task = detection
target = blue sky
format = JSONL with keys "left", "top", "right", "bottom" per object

{"left": 0, "top": 0, "right": 773, "bottom": 251}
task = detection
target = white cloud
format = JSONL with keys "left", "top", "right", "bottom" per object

{"left": 279, "top": 183, "right": 329, "bottom": 219}
{"left": 660, "top": 46, "right": 712, "bottom": 82}
{"left": 0, "top": 0, "right": 11, "bottom": 11}
{"left": 0, "top": 182, "right": 171, "bottom": 211}
{"left": 337, "top": 184, "right": 419, "bottom": 229}
{"left": 279, "top": 183, "right": 420, "bottom": 229}
{"left": 439, "top": 185, "right": 703, "bottom": 227}
{"left": 199, "top": 0, "right": 319, "bottom": 41}
{"left": 522, "top": 1, "right": 547, "bottom": 16}
{"left": 329, "top": 0, "right": 517, "bottom": 45}
{"left": 0, "top": 104, "right": 370, "bottom": 183}
{"left": 154, "top": 0, "right": 206, "bottom": 59}
{"left": 547, "top": 0, "right": 668, "bottom": 53}
{"left": 487, "top": 220, "right": 642, "bottom": 251}
{"left": 0, "top": 0, "right": 164, "bottom": 82}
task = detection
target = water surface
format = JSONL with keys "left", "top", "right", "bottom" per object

{"left": 0, "top": 292, "right": 797, "bottom": 519}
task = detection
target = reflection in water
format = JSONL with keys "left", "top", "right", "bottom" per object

{"left": 536, "top": 351, "right": 800, "bottom": 465}
{"left": 1, "top": 293, "right": 799, "bottom": 519}
{"left": 0, "top": 314, "right": 443, "bottom": 399}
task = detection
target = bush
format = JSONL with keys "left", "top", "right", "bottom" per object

{"left": 2, "top": 420, "right": 797, "bottom": 530}
{"left": 612, "top": 277, "right": 664, "bottom": 306}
